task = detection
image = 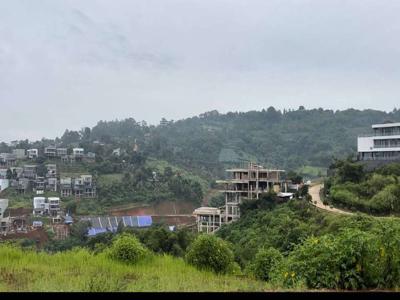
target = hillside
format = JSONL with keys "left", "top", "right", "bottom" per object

{"left": 87, "top": 107, "right": 400, "bottom": 175}
{"left": 0, "top": 245, "right": 270, "bottom": 292}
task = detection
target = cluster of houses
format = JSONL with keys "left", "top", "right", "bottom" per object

{"left": 0, "top": 147, "right": 96, "bottom": 167}
{"left": 0, "top": 164, "right": 97, "bottom": 198}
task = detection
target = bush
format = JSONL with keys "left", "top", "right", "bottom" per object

{"left": 251, "top": 247, "right": 283, "bottom": 281}
{"left": 185, "top": 234, "right": 235, "bottom": 274}
{"left": 108, "top": 234, "right": 148, "bottom": 264}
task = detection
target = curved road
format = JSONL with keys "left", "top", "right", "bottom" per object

{"left": 309, "top": 184, "right": 353, "bottom": 215}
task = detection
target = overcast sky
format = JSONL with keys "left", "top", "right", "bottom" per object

{"left": 1, "top": 0, "right": 400, "bottom": 142}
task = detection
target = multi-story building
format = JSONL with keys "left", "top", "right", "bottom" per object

{"left": 12, "top": 149, "right": 26, "bottom": 160}
{"left": 34, "top": 177, "right": 46, "bottom": 192}
{"left": 44, "top": 146, "right": 57, "bottom": 158}
{"left": 0, "top": 199, "right": 9, "bottom": 234}
{"left": 46, "top": 164, "right": 57, "bottom": 178}
{"left": 0, "top": 153, "right": 16, "bottom": 167}
{"left": 27, "top": 149, "right": 38, "bottom": 159}
{"left": 47, "top": 177, "right": 58, "bottom": 192}
{"left": 56, "top": 148, "right": 68, "bottom": 157}
{"left": 72, "top": 148, "right": 84, "bottom": 159}
{"left": 33, "top": 197, "right": 49, "bottom": 215}
{"left": 358, "top": 122, "right": 400, "bottom": 161}
{"left": 23, "top": 165, "right": 37, "bottom": 180}
{"left": 193, "top": 162, "right": 287, "bottom": 233}
{"left": 48, "top": 197, "right": 61, "bottom": 217}
{"left": 60, "top": 178, "right": 73, "bottom": 197}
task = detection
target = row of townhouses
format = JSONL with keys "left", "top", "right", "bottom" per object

{"left": 0, "top": 147, "right": 96, "bottom": 164}
{"left": 0, "top": 164, "right": 96, "bottom": 198}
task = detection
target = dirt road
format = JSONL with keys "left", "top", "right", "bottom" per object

{"left": 309, "top": 184, "right": 353, "bottom": 215}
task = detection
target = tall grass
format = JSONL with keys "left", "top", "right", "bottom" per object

{"left": 0, "top": 245, "right": 271, "bottom": 292}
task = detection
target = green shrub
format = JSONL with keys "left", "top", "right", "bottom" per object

{"left": 251, "top": 247, "right": 283, "bottom": 281}
{"left": 108, "top": 234, "right": 148, "bottom": 264}
{"left": 185, "top": 234, "right": 234, "bottom": 274}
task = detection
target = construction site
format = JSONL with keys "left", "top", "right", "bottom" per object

{"left": 193, "top": 162, "right": 290, "bottom": 233}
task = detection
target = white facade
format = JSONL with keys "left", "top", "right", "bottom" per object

{"left": 73, "top": 148, "right": 84, "bottom": 157}
{"left": 358, "top": 122, "right": 400, "bottom": 161}
{"left": 0, "top": 179, "right": 9, "bottom": 192}
{"left": 27, "top": 149, "right": 38, "bottom": 159}
{"left": 0, "top": 199, "right": 8, "bottom": 219}
{"left": 33, "top": 197, "right": 48, "bottom": 215}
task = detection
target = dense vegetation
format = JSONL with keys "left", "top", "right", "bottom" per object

{"left": 217, "top": 197, "right": 400, "bottom": 290}
{"left": 324, "top": 161, "right": 400, "bottom": 215}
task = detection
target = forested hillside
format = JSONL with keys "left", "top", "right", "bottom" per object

{"left": 87, "top": 107, "right": 400, "bottom": 173}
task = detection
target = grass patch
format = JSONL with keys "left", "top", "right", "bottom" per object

{"left": 0, "top": 245, "right": 271, "bottom": 292}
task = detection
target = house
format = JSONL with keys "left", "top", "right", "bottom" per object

{"left": 33, "top": 197, "right": 48, "bottom": 215}
{"left": 0, "top": 199, "right": 9, "bottom": 234}
{"left": 34, "top": 177, "right": 46, "bottom": 192}
{"left": 0, "top": 169, "right": 7, "bottom": 179}
{"left": 23, "top": 165, "right": 37, "bottom": 180}
{"left": 46, "top": 164, "right": 57, "bottom": 178}
{"left": 0, "top": 179, "right": 9, "bottom": 192}
{"left": 47, "top": 177, "right": 58, "bottom": 192}
{"left": 358, "top": 122, "right": 400, "bottom": 161}
{"left": 193, "top": 162, "right": 288, "bottom": 233}
{"left": 27, "top": 149, "right": 38, "bottom": 159}
{"left": 13, "top": 178, "right": 30, "bottom": 194}
{"left": 44, "top": 146, "right": 57, "bottom": 158}
{"left": 72, "top": 148, "right": 84, "bottom": 158}
{"left": 48, "top": 197, "right": 61, "bottom": 216}
{"left": 56, "top": 148, "right": 68, "bottom": 157}
{"left": 60, "top": 178, "right": 73, "bottom": 197}
{"left": 61, "top": 155, "right": 75, "bottom": 164}
{"left": 73, "top": 175, "right": 96, "bottom": 198}
{"left": 0, "top": 153, "right": 16, "bottom": 167}
{"left": 12, "top": 149, "right": 26, "bottom": 160}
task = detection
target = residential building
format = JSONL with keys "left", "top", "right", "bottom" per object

{"left": 72, "top": 148, "right": 84, "bottom": 158}
{"left": 56, "top": 148, "right": 68, "bottom": 157}
{"left": 33, "top": 197, "right": 48, "bottom": 215}
{"left": 46, "top": 164, "right": 57, "bottom": 178}
{"left": 48, "top": 197, "right": 61, "bottom": 216}
{"left": 23, "top": 165, "right": 37, "bottom": 179}
{"left": 12, "top": 149, "right": 26, "bottom": 160}
{"left": 44, "top": 146, "right": 57, "bottom": 158}
{"left": 0, "top": 199, "right": 9, "bottom": 234}
{"left": 358, "top": 122, "right": 400, "bottom": 161}
{"left": 47, "top": 177, "right": 58, "bottom": 192}
{"left": 193, "top": 162, "right": 287, "bottom": 233}
{"left": 27, "top": 149, "right": 38, "bottom": 159}
{"left": 0, "top": 199, "right": 8, "bottom": 219}
{"left": 13, "top": 178, "right": 30, "bottom": 194}
{"left": 0, "top": 169, "right": 7, "bottom": 179}
{"left": 0, "top": 153, "right": 16, "bottom": 167}
{"left": 60, "top": 178, "right": 72, "bottom": 197}
{"left": 34, "top": 177, "right": 46, "bottom": 192}
{"left": 0, "top": 179, "right": 9, "bottom": 192}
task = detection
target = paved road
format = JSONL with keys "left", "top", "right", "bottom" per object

{"left": 309, "top": 184, "right": 353, "bottom": 215}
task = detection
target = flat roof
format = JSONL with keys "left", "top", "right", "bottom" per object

{"left": 372, "top": 122, "right": 400, "bottom": 129}
{"left": 193, "top": 207, "right": 221, "bottom": 215}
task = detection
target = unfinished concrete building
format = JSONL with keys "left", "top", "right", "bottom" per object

{"left": 193, "top": 162, "right": 287, "bottom": 233}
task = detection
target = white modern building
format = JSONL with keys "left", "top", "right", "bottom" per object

{"left": 27, "top": 149, "right": 38, "bottom": 159}
{"left": 72, "top": 148, "right": 84, "bottom": 157}
{"left": 33, "top": 197, "right": 48, "bottom": 215}
{"left": 358, "top": 122, "right": 400, "bottom": 161}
